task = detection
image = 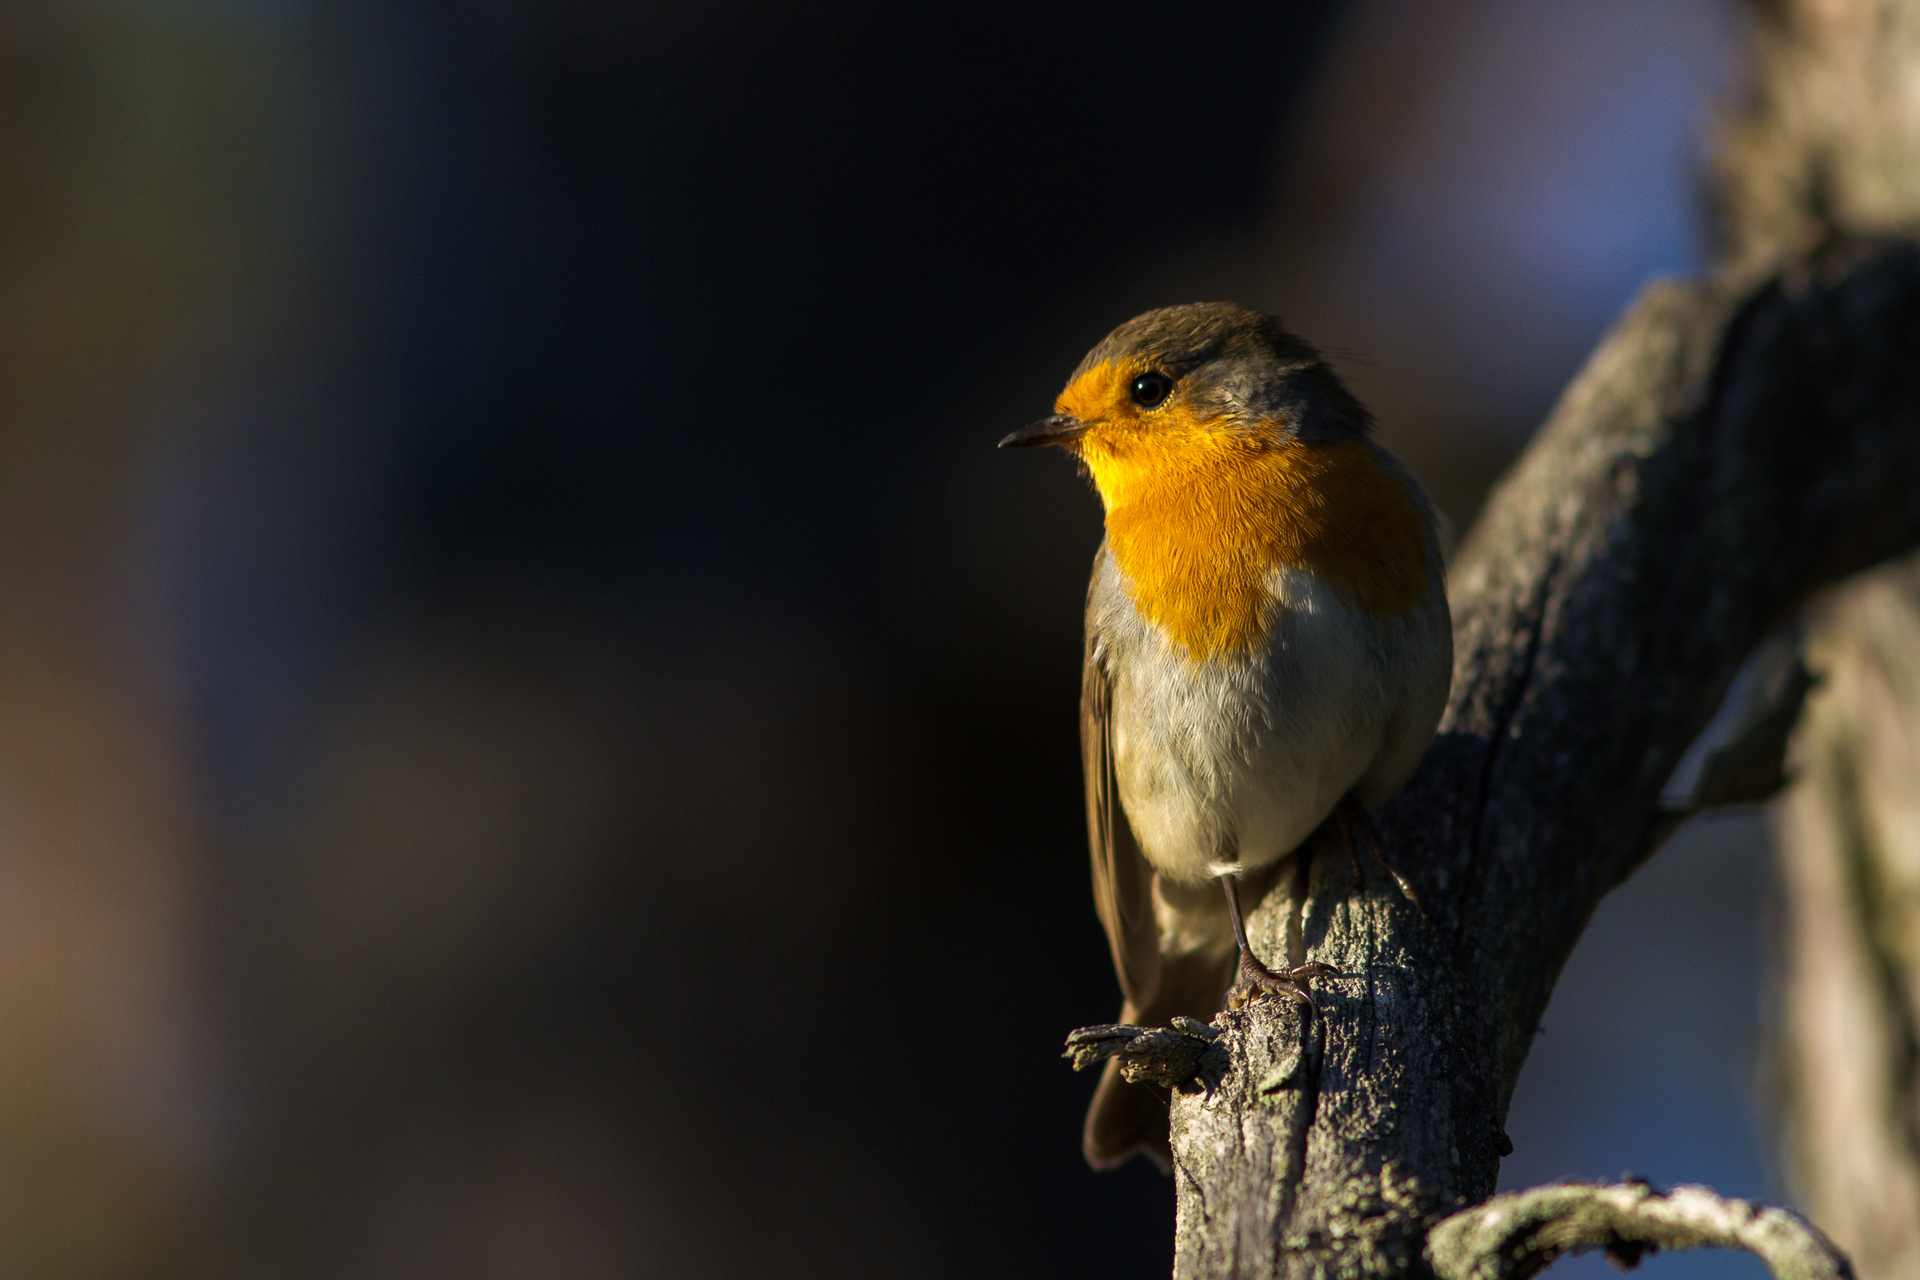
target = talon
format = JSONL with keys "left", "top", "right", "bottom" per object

{"left": 1226, "top": 949, "right": 1326, "bottom": 1016}
{"left": 1218, "top": 873, "right": 1339, "bottom": 1019}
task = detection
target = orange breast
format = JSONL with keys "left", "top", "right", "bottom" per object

{"left": 1087, "top": 430, "right": 1429, "bottom": 660}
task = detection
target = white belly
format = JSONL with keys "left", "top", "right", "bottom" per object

{"left": 1088, "top": 550, "right": 1449, "bottom": 886}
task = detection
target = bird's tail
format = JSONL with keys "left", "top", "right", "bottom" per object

{"left": 1082, "top": 946, "right": 1237, "bottom": 1171}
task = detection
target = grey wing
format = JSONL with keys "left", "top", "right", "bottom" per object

{"left": 1082, "top": 618, "right": 1161, "bottom": 1012}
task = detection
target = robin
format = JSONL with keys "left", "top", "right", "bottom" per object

{"left": 1001, "top": 302, "right": 1452, "bottom": 1170}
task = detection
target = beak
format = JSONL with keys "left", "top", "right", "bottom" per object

{"left": 998, "top": 413, "right": 1089, "bottom": 448}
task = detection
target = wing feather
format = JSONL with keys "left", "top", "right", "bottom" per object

{"left": 1079, "top": 548, "right": 1240, "bottom": 1170}
{"left": 1082, "top": 605, "right": 1160, "bottom": 1011}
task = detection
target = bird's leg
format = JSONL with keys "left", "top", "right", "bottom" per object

{"left": 1221, "top": 873, "right": 1337, "bottom": 1013}
{"left": 1334, "top": 793, "right": 1426, "bottom": 918}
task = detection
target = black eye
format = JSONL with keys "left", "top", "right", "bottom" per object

{"left": 1129, "top": 371, "right": 1175, "bottom": 408}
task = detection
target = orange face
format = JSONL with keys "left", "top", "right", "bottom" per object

{"left": 1056, "top": 360, "right": 1429, "bottom": 660}
{"left": 1057, "top": 357, "right": 1255, "bottom": 512}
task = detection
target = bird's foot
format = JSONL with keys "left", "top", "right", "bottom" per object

{"left": 1225, "top": 951, "right": 1339, "bottom": 1013}
{"left": 1335, "top": 793, "right": 1427, "bottom": 917}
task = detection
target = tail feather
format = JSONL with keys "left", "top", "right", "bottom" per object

{"left": 1081, "top": 945, "right": 1237, "bottom": 1171}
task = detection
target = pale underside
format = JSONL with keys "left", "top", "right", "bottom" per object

{"left": 1083, "top": 543, "right": 1451, "bottom": 977}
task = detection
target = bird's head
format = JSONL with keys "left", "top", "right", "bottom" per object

{"left": 1001, "top": 302, "right": 1371, "bottom": 513}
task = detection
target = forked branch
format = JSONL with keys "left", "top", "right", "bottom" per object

{"left": 1163, "top": 237, "right": 1920, "bottom": 1278}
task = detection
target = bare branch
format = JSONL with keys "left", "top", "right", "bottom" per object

{"left": 1426, "top": 1181, "right": 1853, "bottom": 1280}
{"left": 1167, "top": 236, "right": 1920, "bottom": 1277}
{"left": 1768, "top": 557, "right": 1920, "bottom": 1278}
{"left": 1140, "top": 0, "right": 1920, "bottom": 1271}
{"left": 1064, "top": 1018, "right": 1229, "bottom": 1092}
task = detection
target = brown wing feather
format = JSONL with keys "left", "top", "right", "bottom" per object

{"left": 1082, "top": 621, "right": 1160, "bottom": 1012}
{"left": 1081, "top": 558, "right": 1240, "bottom": 1170}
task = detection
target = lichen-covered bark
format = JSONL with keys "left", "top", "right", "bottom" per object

{"left": 1168, "top": 238, "right": 1920, "bottom": 1276}
{"left": 1173, "top": 866, "right": 1457, "bottom": 1278}
{"left": 1426, "top": 1182, "right": 1849, "bottom": 1280}
{"left": 1160, "top": 2, "right": 1920, "bottom": 1272}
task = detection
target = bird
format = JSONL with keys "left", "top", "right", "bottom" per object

{"left": 1001, "top": 302, "right": 1452, "bottom": 1171}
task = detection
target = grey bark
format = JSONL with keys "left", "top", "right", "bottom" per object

{"left": 1727, "top": 3, "right": 1920, "bottom": 1277}
{"left": 1162, "top": 237, "right": 1920, "bottom": 1278}
{"left": 1425, "top": 1182, "right": 1849, "bottom": 1280}
{"left": 1769, "top": 562, "right": 1920, "bottom": 1280}
{"left": 1109, "top": 2, "right": 1920, "bottom": 1274}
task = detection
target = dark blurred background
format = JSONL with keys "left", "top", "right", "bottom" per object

{"left": 0, "top": 1, "right": 1769, "bottom": 1276}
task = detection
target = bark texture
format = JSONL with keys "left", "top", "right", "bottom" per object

{"left": 1726, "top": 3, "right": 1920, "bottom": 1277}
{"left": 1166, "top": 235, "right": 1920, "bottom": 1279}
{"left": 1770, "top": 563, "right": 1920, "bottom": 1280}
{"left": 1426, "top": 1182, "right": 1848, "bottom": 1280}
{"left": 1155, "top": 2, "right": 1920, "bottom": 1274}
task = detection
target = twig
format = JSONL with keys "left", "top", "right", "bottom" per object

{"left": 1426, "top": 1181, "right": 1853, "bottom": 1280}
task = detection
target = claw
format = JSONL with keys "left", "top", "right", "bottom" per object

{"left": 1226, "top": 951, "right": 1335, "bottom": 1014}
{"left": 1219, "top": 874, "right": 1344, "bottom": 1015}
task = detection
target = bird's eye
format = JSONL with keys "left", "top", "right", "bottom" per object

{"left": 1129, "top": 371, "right": 1175, "bottom": 408}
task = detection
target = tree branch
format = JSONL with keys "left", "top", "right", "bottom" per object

{"left": 1064, "top": 1018, "right": 1229, "bottom": 1093}
{"left": 1425, "top": 1181, "right": 1853, "bottom": 1280}
{"left": 1767, "top": 556, "right": 1920, "bottom": 1278}
{"left": 1165, "top": 236, "right": 1920, "bottom": 1276}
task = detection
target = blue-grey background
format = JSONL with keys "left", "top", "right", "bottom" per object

{"left": 0, "top": 0, "right": 1782, "bottom": 1275}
